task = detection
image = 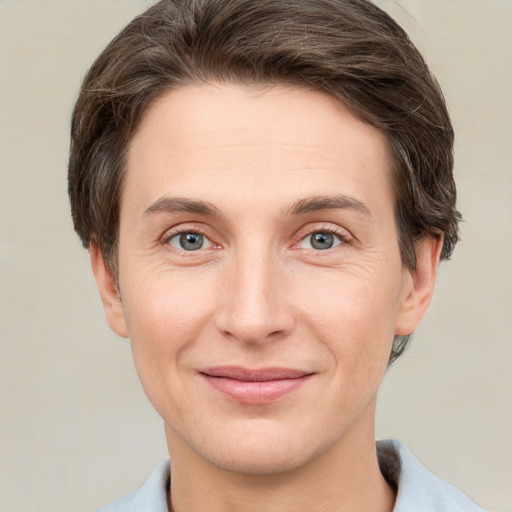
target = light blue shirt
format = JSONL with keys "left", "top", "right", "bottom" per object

{"left": 96, "top": 440, "right": 486, "bottom": 511}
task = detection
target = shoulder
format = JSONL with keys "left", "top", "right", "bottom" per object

{"left": 95, "top": 459, "right": 170, "bottom": 512}
{"left": 377, "top": 440, "right": 487, "bottom": 512}
{"left": 95, "top": 444, "right": 487, "bottom": 512}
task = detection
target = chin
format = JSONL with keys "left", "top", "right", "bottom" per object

{"left": 206, "top": 443, "right": 310, "bottom": 476}
{"left": 184, "top": 419, "right": 332, "bottom": 476}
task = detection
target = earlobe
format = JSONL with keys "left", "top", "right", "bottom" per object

{"left": 395, "top": 235, "right": 444, "bottom": 336}
{"left": 89, "top": 242, "right": 129, "bottom": 338}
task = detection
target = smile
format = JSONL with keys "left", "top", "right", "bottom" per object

{"left": 199, "top": 366, "right": 314, "bottom": 404}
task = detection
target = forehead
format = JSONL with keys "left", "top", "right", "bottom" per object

{"left": 124, "top": 83, "right": 392, "bottom": 218}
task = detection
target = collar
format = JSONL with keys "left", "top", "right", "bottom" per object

{"left": 97, "top": 440, "right": 486, "bottom": 512}
{"left": 377, "top": 439, "right": 486, "bottom": 512}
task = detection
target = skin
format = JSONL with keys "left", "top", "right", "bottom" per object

{"left": 91, "top": 84, "right": 442, "bottom": 512}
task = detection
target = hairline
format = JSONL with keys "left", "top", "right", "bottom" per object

{"left": 101, "top": 79, "right": 416, "bottom": 277}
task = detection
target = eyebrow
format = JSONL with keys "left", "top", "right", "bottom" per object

{"left": 289, "top": 195, "right": 372, "bottom": 218}
{"left": 142, "top": 194, "right": 371, "bottom": 220}
{"left": 142, "top": 197, "right": 222, "bottom": 218}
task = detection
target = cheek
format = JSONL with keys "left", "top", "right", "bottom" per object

{"left": 121, "top": 268, "right": 217, "bottom": 379}
{"left": 123, "top": 260, "right": 216, "bottom": 333}
{"left": 297, "top": 267, "right": 401, "bottom": 369}
{"left": 120, "top": 272, "right": 219, "bottom": 423}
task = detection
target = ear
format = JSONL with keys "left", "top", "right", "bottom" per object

{"left": 394, "top": 235, "right": 444, "bottom": 336}
{"left": 89, "top": 242, "right": 129, "bottom": 338}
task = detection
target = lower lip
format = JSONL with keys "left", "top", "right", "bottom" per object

{"left": 200, "top": 374, "right": 312, "bottom": 404}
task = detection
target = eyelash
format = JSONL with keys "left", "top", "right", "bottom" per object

{"left": 160, "top": 223, "right": 352, "bottom": 253}
{"left": 293, "top": 224, "right": 352, "bottom": 250}
{"left": 161, "top": 226, "right": 217, "bottom": 251}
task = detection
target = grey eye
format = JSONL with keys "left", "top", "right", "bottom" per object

{"left": 309, "top": 232, "right": 336, "bottom": 250}
{"left": 170, "top": 232, "right": 205, "bottom": 251}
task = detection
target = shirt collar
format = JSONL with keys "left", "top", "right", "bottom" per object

{"left": 98, "top": 440, "right": 485, "bottom": 511}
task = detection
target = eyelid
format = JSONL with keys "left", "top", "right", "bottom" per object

{"left": 160, "top": 223, "right": 220, "bottom": 250}
{"left": 158, "top": 221, "right": 352, "bottom": 253}
{"left": 292, "top": 223, "right": 353, "bottom": 249}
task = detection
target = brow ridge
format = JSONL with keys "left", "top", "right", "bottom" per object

{"left": 142, "top": 194, "right": 371, "bottom": 220}
{"left": 142, "top": 197, "right": 222, "bottom": 218}
{"left": 289, "top": 195, "right": 372, "bottom": 217}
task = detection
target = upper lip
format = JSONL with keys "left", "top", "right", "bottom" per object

{"left": 199, "top": 366, "right": 312, "bottom": 382}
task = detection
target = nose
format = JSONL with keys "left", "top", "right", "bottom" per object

{"left": 214, "top": 248, "right": 295, "bottom": 345}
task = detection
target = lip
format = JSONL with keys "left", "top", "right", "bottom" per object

{"left": 199, "top": 366, "right": 313, "bottom": 404}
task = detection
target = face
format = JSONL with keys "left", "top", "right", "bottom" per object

{"left": 93, "top": 84, "right": 439, "bottom": 475}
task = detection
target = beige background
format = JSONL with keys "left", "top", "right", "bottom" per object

{"left": 0, "top": 1, "right": 511, "bottom": 511}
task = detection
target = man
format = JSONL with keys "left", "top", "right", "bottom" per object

{"left": 68, "top": 1, "right": 486, "bottom": 510}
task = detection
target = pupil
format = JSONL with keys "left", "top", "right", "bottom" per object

{"left": 180, "top": 232, "right": 203, "bottom": 250}
{"left": 311, "top": 232, "right": 333, "bottom": 250}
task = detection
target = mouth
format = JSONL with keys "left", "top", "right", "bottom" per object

{"left": 198, "top": 366, "right": 314, "bottom": 404}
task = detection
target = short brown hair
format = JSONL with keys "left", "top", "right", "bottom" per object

{"left": 68, "top": 0, "right": 461, "bottom": 361}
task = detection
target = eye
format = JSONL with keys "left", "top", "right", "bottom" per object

{"left": 168, "top": 231, "right": 212, "bottom": 251}
{"left": 299, "top": 231, "right": 344, "bottom": 251}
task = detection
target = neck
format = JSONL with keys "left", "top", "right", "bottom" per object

{"left": 165, "top": 410, "right": 395, "bottom": 512}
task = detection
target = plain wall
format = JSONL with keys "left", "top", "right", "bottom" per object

{"left": 0, "top": 1, "right": 510, "bottom": 511}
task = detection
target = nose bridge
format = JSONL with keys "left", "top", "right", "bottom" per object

{"left": 215, "top": 241, "right": 293, "bottom": 343}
